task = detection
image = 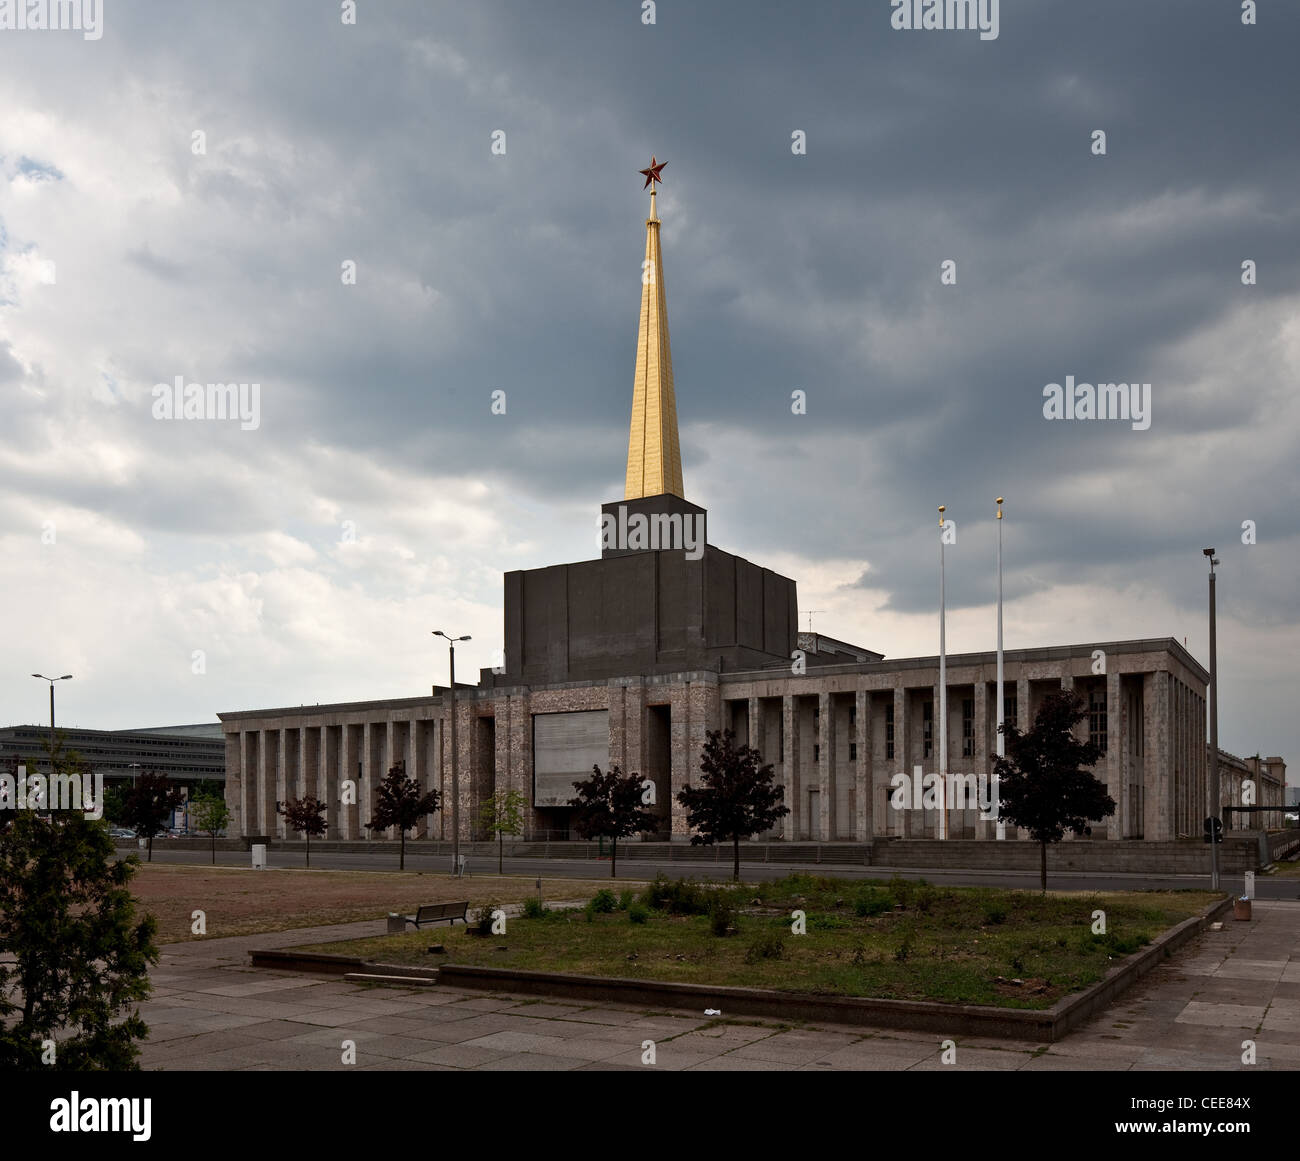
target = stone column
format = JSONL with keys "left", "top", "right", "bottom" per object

{"left": 1016, "top": 676, "right": 1030, "bottom": 840}
{"left": 893, "top": 684, "right": 908, "bottom": 838}
{"left": 256, "top": 730, "right": 272, "bottom": 837}
{"left": 748, "top": 696, "right": 761, "bottom": 754}
{"left": 974, "top": 679, "right": 990, "bottom": 838}
{"left": 855, "top": 689, "right": 871, "bottom": 842}
{"left": 224, "top": 731, "right": 243, "bottom": 837}
{"left": 1144, "top": 673, "right": 1170, "bottom": 840}
{"left": 818, "top": 692, "right": 835, "bottom": 842}
{"left": 321, "top": 725, "right": 338, "bottom": 838}
{"left": 782, "top": 693, "right": 800, "bottom": 841}
{"left": 1106, "top": 669, "right": 1122, "bottom": 839}
{"left": 341, "top": 723, "right": 361, "bottom": 841}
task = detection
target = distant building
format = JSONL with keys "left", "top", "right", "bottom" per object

{"left": 0, "top": 723, "right": 225, "bottom": 789}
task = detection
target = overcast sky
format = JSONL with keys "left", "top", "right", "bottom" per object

{"left": 1, "top": 0, "right": 1296, "bottom": 768}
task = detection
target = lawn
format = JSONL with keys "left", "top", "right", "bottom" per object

{"left": 125, "top": 862, "right": 632, "bottom": 944}
{"left": 291, "top": 874, "right": 1220, "bottom": 1010}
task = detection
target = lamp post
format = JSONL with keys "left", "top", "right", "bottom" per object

{"left": 995, "top": 498, "right": 1005, "bottom": 840}
{"left": 434, "top": 630, "right": 472, "bottom": 874}
{"left": 938, "top": 506, "right": 948, "bottom": 842}
{"left": 1203, "top": 549, "right": 1220, "bottom": 890}
{"left": 31, "top": 673, "right": 72, "bottom": 772}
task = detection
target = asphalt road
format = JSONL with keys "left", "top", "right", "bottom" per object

{"left": 125, "top": 844, "right": 1300, "bottom": 897}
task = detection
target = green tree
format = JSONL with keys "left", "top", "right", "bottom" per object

{"left": 0, "top": 757, "right": 158, "bottom": 1069}
{"left": 993, "top": 690, "right": 1116, "bottom": 892}
{"left": 191, "top": 794, "right": 232, "bottom": 865}
{"left": 277, "top": 796, "right": 327, "bottom": 867}
{"left": 120, "top": 770, "right": 185, "bottom": 863}
{"left": 478, "top": 789, "right": 528, "bottom": 874}
{"left": 101, "top": 784, "right": 129, "bottom": 826}
{"left": 677, "top": 729, "right": 790, "bottom": 881}
{"left": 569, "top": 764, "right": 657, "bottom": 879}
{"left": 365, "top": 760, "right": 440, "bottom": 871}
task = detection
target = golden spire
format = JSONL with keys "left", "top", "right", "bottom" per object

{"left": 625, "top": 158, "right": 684, "bottom": 500}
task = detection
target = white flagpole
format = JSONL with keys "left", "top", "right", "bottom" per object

{"left": 995, "top": 497, "right": 1005, "bottom": 840}
{"left": 938, "top": 504, "right": 948, "bottom": 842}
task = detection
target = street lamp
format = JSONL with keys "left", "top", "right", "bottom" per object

{"left": 433, "top": 630, "right": 471, "bottom": 874}
{"left": 1203, "top": 549, "right": 1220, "bottom": 890}
{"left": 31, "top": 673, "right": 72, "bottom": 772}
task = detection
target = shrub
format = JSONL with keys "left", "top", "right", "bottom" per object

{"left": 982, "top": 902, "right": 1007, "bottom": 925}
{"left": 473, "top": 901, "right": 501, "bottom": 936}
{"left": 590, "top": 889, "right": 617, "bottom": 914}
{"left": 641, "top": 874, "right": 711, "bottom": 916}
{"left": 628, "top": 903, "right": 649, "bottom": 925}
{"left": 914, "top": 884, "right": 937, "bottom": 913}
{"left": 888, "top": 875, "right": 913, "bottom": 909}
{"left": 708, "top": 897, "right": 737, "bottom": 937}
{"left": 617, "top": 889, "right": 636, "bottom": 911}
{"left": 744, "top": 932, "right": 785, "bottom": 963}
{"left": 854, "top": 887, "right": 892, "bottom": 918}
{"left": 522, "top": 896, "right": 546, "bottom": 920}
{"left": 894, "top": 935, "right": 912, "bottom": 963}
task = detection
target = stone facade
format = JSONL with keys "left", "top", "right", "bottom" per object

{"left": 219, "top": 636, "right": 1250, "bottom": 846}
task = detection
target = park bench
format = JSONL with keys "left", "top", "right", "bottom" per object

{"left": 402, "top": 901, "right": 470, "bottom": 929}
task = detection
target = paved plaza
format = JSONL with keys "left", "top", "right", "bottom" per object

{"left": 136, "top": 901, "right": 1300, "bottom": 1071}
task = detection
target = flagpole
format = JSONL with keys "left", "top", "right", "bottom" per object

{"left": 995, "top": 497, "right": 1005, "bottom": 840}
{"left": 938, "top": 504, "right": 947, "bottom": 842}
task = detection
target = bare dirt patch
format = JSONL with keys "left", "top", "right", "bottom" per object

{"left": 127, "top": 863, "right": 639, "bottom": 944}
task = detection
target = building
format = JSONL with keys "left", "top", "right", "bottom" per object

{"left": 219, "top": 169, "right": 1280, "bottom": 849}
{"left": 0, "top": 723, "right": 225, "bottom": 789}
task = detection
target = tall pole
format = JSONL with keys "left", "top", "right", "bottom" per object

{"left": 995, "top": 497, "right": 1005, "bottom": 840}
{"left": 32, "top": 674, "right": 72, "bottom": 774}
{"left": 434, "top": 631, "right": 471, "bottom": 875}
{"left": 938, "top": 505, "right": 948, "bottom": 841}
{"left": 449, "top": 641, "right": 458, "bottom": 871}
{"left": 1206, "top": 550, "right": 1220, "bottom": 890}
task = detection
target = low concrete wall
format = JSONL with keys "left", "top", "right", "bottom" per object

{"left": 251, "top": 832, "right": 1298, "bottom": 873}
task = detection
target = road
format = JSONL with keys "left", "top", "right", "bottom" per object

{"left": 126, "top": 844, "right": 1299, "bottom": 897}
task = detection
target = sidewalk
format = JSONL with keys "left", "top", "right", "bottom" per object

{"left": 135, "top": 900, "right": 1299, "bottom": 1071}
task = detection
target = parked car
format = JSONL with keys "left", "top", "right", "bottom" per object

{"left": 109, "top": 826, "right": 136, "bottom": 839}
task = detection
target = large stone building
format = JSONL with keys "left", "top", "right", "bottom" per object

{"left": 219, "top": 172, "right": 1282, "bottom": 848}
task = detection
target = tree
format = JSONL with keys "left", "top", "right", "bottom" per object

{"left": 365, "top": 760, "right": 440, "bottom": 870}
{"left": 677, "top": 729, "right": 790, "bottom": 881}
{"left": 277, "top": 796, "right": 327, "bottom": 867}
{"left": 101, "top": 784, "right": 129, "bottom": 827}
{"left": 478, "top": 788, "right": 527, "bottom": 874}
{"left": 191, "top": 794, "right": 232, "bottom": 865}
{"left": 569, "top": 764, "right": 657, "bottom": 879}
{"left": 0, "top": 760, "right": 158, "bottom": 1069}
{"left": 993, "top": 690, "right": 1116, "bottom": 892}
{"left": 120, "top": 771, "right": 184, "bottom": 862}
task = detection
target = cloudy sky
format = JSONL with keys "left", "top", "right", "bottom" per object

{"left": 1, "top": 0, "right": 1296, "bottom": 767}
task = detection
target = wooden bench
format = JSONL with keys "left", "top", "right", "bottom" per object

{"left": 402, "top": 901, "right": 471, "bottom": 929}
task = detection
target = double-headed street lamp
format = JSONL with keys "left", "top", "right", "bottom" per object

{"left": 433, "top": 630, "right": 471, "bottom": 873}
{"left": 31, "top": 673, "right": 72, "bottom": 770}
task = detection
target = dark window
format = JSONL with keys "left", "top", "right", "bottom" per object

{"left": 923, "top": 701, "right": 933, "bottom": 759}
{"left": 962, "top": 698, "right": 974, "bottom": 758}
{"left": 1089, "top": 688, "right": 1108, "bottom": 754}
{"left": 1003, "top": 694, "right": 1017, "bottom": 729}
{"left": 885, "top": 703, "right": 895, "bottom": 761}
{"left": 849, "top": 704, "right": 857, "bottom": 726}
{"left": 813, "top": 743, "right": 820, "bottom": 762}
{"left": 849, "top": 742, "right": 857, "bottom": 762}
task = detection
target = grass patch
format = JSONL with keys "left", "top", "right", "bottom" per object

{"left": 291, "top": 875, "right": 1217, "bottom": 1009}
{"left": 124, "top": 863, "right": 638, "bottom": 943}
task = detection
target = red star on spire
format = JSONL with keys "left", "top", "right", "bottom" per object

{"left": 639, "top": 156, "right": 666, "bottom": 190}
